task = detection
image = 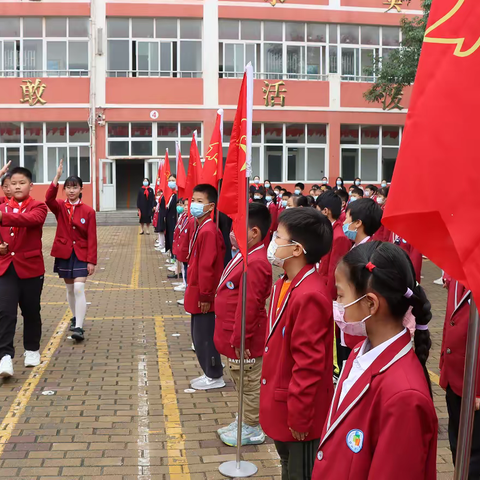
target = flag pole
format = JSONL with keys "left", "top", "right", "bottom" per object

{"left": 454, "top": 298, "right": 480, "bottom": 480}
{"left": 219, "top": 63, "right": 257, "bottom": 479}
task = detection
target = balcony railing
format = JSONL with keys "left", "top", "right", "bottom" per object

{"left": 220, "top": 71, "right": 330, "bottom": 81}
{"left": 106, "top": 70, "right": 202, "bottom": 78}
{"left": 0, "top": 70, "right": 89, "bottom": 78}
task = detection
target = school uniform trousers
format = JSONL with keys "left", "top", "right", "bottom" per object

{"left": 184, "top": 218, "right": 226, "bottom": 379}
{"left": 214, "top": 244, "right": 272, "bottom": 426}
{"left": 0, "top": 200, "right": 47, "bottom": 359}
{"left": 440, "top": 280, "right": 480, "bottom": 478}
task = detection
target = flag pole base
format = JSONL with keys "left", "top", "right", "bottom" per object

{"left": 219, "top": 460, "right": 258, "bottom": 478}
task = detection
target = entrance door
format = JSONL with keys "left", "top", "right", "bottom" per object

{"left": 145, "top": 159, "right": 160, "bottom": 188}
{"left": 99, "top": 159, "right": 116, "bottom": 211}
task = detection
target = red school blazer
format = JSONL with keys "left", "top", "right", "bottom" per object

{"left": 318, "top": 219, "right": 352, "bottom": 300}
{"left": 440, "top": 280, "right": 480, "bottom": 398}
{"left": 45, "top": 183, "right": 97, "bottom": 265}
{"left": 184, "top": 218, "right": 226, "bottom": 315}
{"left": 172, "top": 212, "right": 188, "bottom": 257}
{"left": 312, "top": 331, "right": 438, "bottom": 480}
{"left": 267, "top": 201, "right": 278, "bottom": 237}
{"left": 214, "top": 244, "right": 272, "bottom": 360}
{"left": 259, "top": 265, "right": 334, "bottom": 442}
{"left": 0, "top": 199, "right": 47, "bottom": 278}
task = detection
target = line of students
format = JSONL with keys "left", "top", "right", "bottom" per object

{"left": 0, "top": 161, "right": 97, "bottom": 378}
{"left": 168, "top": 176, "right": 480, "bottom": 479}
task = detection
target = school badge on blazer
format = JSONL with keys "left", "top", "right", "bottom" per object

{"left": 346, "top": 429, "right": 364, "bottom": 453}
{"left": 226, "top": 281, "right": 235, "bottom": 290}
{"left": 81, "top": 218, "right": 86, "bottom": 224}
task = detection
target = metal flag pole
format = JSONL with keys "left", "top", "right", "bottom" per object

{"left": 219, "top": 175, "right": 257, "bottom": 479}
{"left": 454, "top": 297, "right": 480, "bottom": 480}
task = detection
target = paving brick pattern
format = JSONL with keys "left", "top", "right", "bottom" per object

{"left": 0, "top": 226, "right": 455, "bottom": 479}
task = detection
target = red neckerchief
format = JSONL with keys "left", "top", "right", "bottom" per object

{"left": 143, "top": 186, "right": 150, "bottom": 198}
{"left": 5, "top": 196, "right": 34, "bottom": 236}
{"left": 65, "top": 199, "right": 81, "bottom": 225}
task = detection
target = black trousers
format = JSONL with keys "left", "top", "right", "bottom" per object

{"left": 0, "top": 264, "right": 43, "bottom": 359}
{"left": 337, "top": 343, "right": 351, "bottom": 373}
{"left": 446, "top": 385, "right": 480, "bottom": 479}
{"left": 183, "top": 262, "right": 188, "bottom": 284}
{"left": 191, "top": 312, "right": 223, "bottom": 379}
{"left": 274, "top": 438, "right": 320, "bottom": 480}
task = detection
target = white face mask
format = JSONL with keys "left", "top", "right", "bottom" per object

{"left": 376, "top": 197, "right": 385, "bottom": 205}
{"left": 267, "top": 233, "right": 306, "bottom": 269}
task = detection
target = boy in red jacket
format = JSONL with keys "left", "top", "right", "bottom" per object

{"left": 0, "top": 167, "right": 47, "bottom": 378}
{"left": 260, "top": 208, "right": 333, "bottom": 480}
{"left": 185, "top": 184, "right": 226, "bottom": 390}
{"left": 214, "top": 203, "right": 272, "bottom": 446}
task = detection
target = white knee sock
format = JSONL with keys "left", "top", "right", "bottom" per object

{"left": 73, "top": 282, "right": 87, "bottom": 329}
{"left": 158, "top": 232, "right": 165, "bottom": 248}
{"left": 66, "top": 283, "right": 76, "bottom": 317}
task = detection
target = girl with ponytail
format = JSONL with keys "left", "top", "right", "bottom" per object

{"left": 312, "top": 241, "right": 438, "bottom": 480}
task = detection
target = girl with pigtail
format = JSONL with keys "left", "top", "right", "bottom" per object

{"left": 312, "top": 241, "right": 437, "bottom": 480}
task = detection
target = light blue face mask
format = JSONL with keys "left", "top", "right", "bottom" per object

{"left": 381, "top": 182, "right": 387, "bottom": 188}
{"left": 168, "top": 181, "right": 177, "bottom": 190}
{"left": 281, "top": 200, "right": 287, "bottom": 208}
{"left": 343, "top": 222, "right": 358, "bottom": 241}
{"left": 143, "top": 181, "right": 149, "bottom": 187}
{"left": 265, "top": 195, "right": 272, "bottom": 202}
{"left": 294, "top": 189, "right": 301, "bottom": 195}
{"left": 190, "top": 202, "right": 210, "bottom": 218}
{"left": 349, "top": 196, "right": 357, "bottom": 202}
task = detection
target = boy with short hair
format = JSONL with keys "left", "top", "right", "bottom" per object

{"left": 294, "top": 182, "right": 304, "bottom": 196}
{"left": 0, "top": 167, "right": 48, "bottom": 377}
{"left": 279, "top": 191, "right": 291, "bottom": 213}
{"left": 185, "top": 184, "right": 226, "bottom": 390}
{"left": 343, "top": 197, "right": 382, "bottom": 247}
{"left": 335, "top": 189, "right": 348, "bottom": 224}
{"left": 350, "top": 186, "right": 364, "bottom": 201}
{"left": 364, "top": 184, "right": 377, "bottom": 199}
{"left": 215, "top": 203, "right": 272, "bottom": 446}
{"left": 260, "top": 208, "right": 334, "bottom": 480}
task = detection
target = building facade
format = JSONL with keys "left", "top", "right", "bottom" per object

{"left": 0, "top": 0, "right": 421, "bottom": 211}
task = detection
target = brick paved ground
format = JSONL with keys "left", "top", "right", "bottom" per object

{"left": 0, "top": 226, "right": 455, "bottom": 479}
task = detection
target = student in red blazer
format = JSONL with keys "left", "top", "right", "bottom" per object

{"left": 214, "top": 203, "right": 272, "bottom": 446}
{"left": 265, "top": 188, "right": 278, "bottom": 238}
{"left": 313, "top": 241, "right": 437, "bottom": 480}
{"left": 260, "top": 208, "right": 333, "bottom": 480}
{"left": 440, "top": 278, "right": 480, "bottom": 477}
{"left": 185, "top": 184, "right": 226, "bottom": 391}
{"left": 45, "top": 160, "right": 97, "bottom": 342}
{"left": 172, "top": 199, "right": 190, "bottom": 297}
{"left": 316, "top": 192, "right": 352, "bottom": 300}
{"left": 0, "top": 166, "right": 48, "bottom": 378}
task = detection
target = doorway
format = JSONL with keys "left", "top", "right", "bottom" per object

{"left": 116, "top": 160, "right": 145, "bottom": 210}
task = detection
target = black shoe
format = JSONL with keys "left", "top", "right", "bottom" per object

{"left": 167, "top": 273, "right": 183, "bottom": 279}
{"left": 69, "top": 317, "right": 76, "bottom": 331}
{"left": 71, "top": 327, "right": 85, "bottom": 342}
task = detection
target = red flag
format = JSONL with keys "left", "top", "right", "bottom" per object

{"left": 154, "top": 161, "right": 163, "bottom": 197}
{"left": 161, "top": 149, "right": 174, "bottom": 206}
{"left": 218, "top": 64, "right": 253, "bottom": 265}
{"left": 176, "top": 141, "right": 187, "bottom": 199}
{"left": 183, "top": 132, "right": 202, "bottom": 207}
{"left": 202, "top": 109, "right": 224, "bottom": 188}
{"left": 382, "top": 0, "right": 480, "bottom": 300}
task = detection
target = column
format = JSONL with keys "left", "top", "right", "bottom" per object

{"left": 203, "top": 0, "right": 219, "bottom": 109}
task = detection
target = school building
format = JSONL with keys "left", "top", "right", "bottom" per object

{"left": 0, "top": 0, "right": 421, "bottom": 211}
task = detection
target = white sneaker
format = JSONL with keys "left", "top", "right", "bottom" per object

{"left": 433, "top": 277, "right": 444, "bottom": 285}
{"left": 0, "top": 355, "right": 13, "bottom": 378}
{"left": 154, "top": 246, "right": 165, "bottom": 252}
{"left": 191, "top": 342, "right": 195, "bottom": 351}
{"left": 190, "top": 374, "right": 206, "bottom": 385}
{"left": 192, "top": 376, "right": 225, "bottom": 390}
{"left": 174, "top": 284, "right": 186, "bottom": 292}
{"left": 24, "top": 350, "right": 41, "bottom": 367}
{"left": 177, "top": 298, "right": 184, "bottom": 305}
{"left": 154, "top": 241, "right": 160, "bottom": 246}
{"left": 218, "top": 417, "right": 238, "bottom": 436}
{"left": 168, "top": 266, "right": 177, "bottom": 273}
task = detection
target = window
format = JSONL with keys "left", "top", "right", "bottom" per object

{"left": 222, "top": 123, "right": 327, "bottom": 182}
{"left": 107, "top": 122, "right": 203, "bottom": 173}
{"left": 0, "top": 122, "right": 90, "bottom": 183}
{"left": 0, "top": 17, "right": 89, "bottom": 77}
{"left": 340, "top": 125, "right": 402, "bottom": 183}
{"left": 218, "top": 20, "right": 400, "bottom": 82}
{"left": 107, "top": 18, "right": 202, "bottom": 78}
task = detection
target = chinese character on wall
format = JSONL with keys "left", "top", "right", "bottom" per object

{"left": 384, "top": 0, "right": 402, "bottom": 12}
{"left": 20, "top": 79, "right": 47, "bottom": 106}
{"left": 263, "top": 81, "right": 287, "bottom": 107}
{"left": 382, "top": 86, "right": 404, "bottom": 111}
{"left": 265, "top": 0, "right": 285, "bottom": 6}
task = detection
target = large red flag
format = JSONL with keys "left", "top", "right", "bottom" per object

{"left": 176, "top": 140, "right": 187, "bottom": 199}
{"left": 202, "top": 109, "right": 224, "bottom": 188}
{"left": 183, "top": 132, "right": 202, "bottom": 206}
{"left": 161, "top": 149, "right": 174, "bottom": 206}
{"left": 218, "top": 64, "right": 253, "bottom": 265}
{"left": 382, "top": 0, "right": 480, "bottom": 300}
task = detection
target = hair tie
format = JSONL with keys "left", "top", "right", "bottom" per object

{"left": 415, "top": 324, "right": 429, "bottom": 331}
{"left": 404, "top": 288, "right": 414, "bottom": 299}
{"left": 365, "top": 262, "right": 376, "bottom": 273}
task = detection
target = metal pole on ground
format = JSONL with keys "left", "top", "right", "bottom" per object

{"left": 219, "top": 175, "right": 257, "bottom": 478}
{"left": 454, "top": 297, "right": 480, "bottom": 480}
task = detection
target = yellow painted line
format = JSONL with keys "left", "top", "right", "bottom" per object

{"left": 154, "top": 316, "right": 191, "bottom": 478}
{"left": 429, "top": 370, "right": 440, "bottom": 386}
{"left": 44, "top": 274, "right": 131, "bottom": 288}
{"left": 41, "top": 302, "right": 68, "bottom": 305}
{"left": 0, "top": 309, "right": 70, "bottom": 452}
{"left": 88, "top": 316, "right": 155, "bottom": 320}
{"left": 44, "top": 285, "right": 173, "bottom": 291}
{"left": 131, "top": 233, "right": 142, "bottom": 289}
{"left": 163, "top": 315, "right": 190, "bottom": 318}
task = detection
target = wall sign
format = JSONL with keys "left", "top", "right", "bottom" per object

{"left": 20, "top": 79, "right": 47, "bottom": 106}
{"left": 265, "top": 0, "right": 285, "bottom": 5}
{"left": 384, "top": 0, "right": 402, "bottom": 12}
{"left": 262, "top": 81, "right": 287, "bottom": 107}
